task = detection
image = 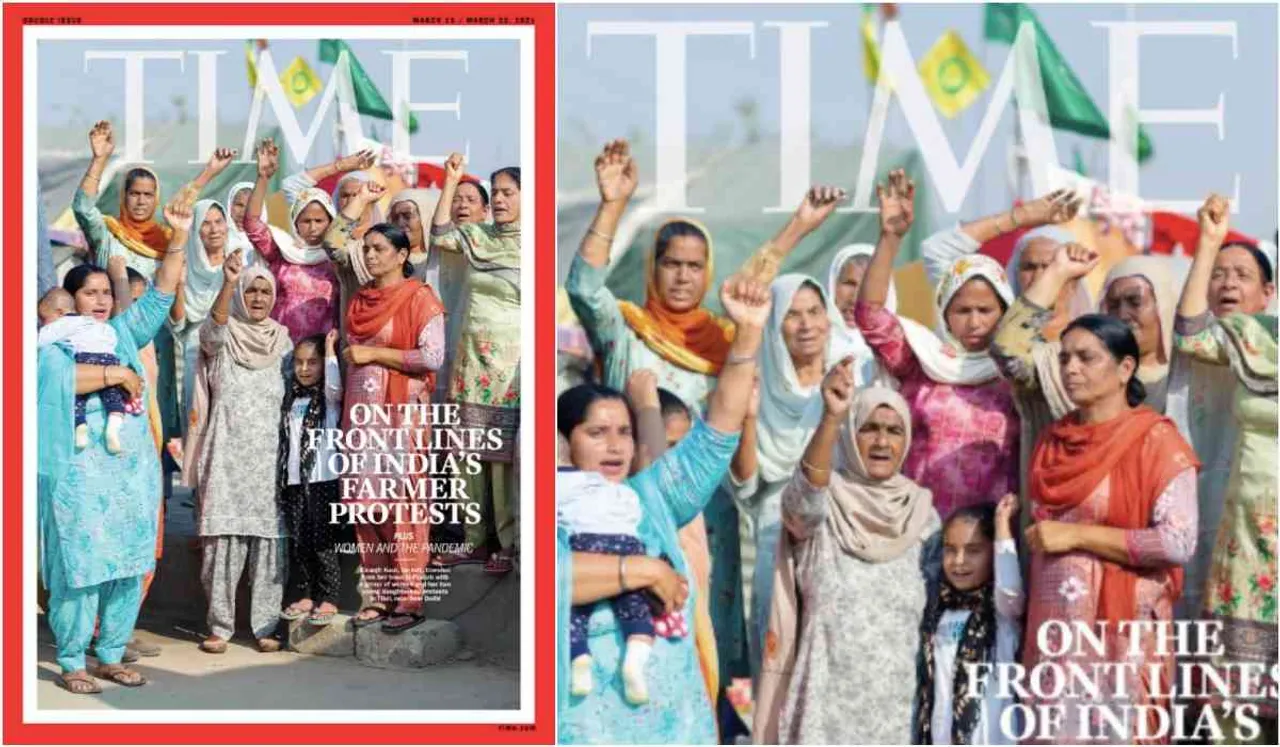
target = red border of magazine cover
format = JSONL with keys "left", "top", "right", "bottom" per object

{"left": 2, "top": 3, "right": 556, "bottom": 743}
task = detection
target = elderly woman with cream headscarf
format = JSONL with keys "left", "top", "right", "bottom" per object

{"left": 856, "top": 170, "right": 1019, "bottom": 519}
{"left": 182, "top": 250, "right": 292, "bottom": 655}
{"left": 242, "top": 138, "right": 341, "bottom": 342}
{"left": 754, "top": 382, "right": 939, "bottom": 745}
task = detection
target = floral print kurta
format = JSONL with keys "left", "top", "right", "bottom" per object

{"left": 242, "top": 211, "right": 340, "bottom": 343}
{"left": 1023, "top": 423, "right": 1198, "bottom": 744}
{"left": 1175, "top": 313, "right": 1277, "bottom": 717}
{"left": 856, "top": 302, "right": 1018, "bottom": 518}
{"left": 429, "top": 220, "right": 520, "bottom": 462}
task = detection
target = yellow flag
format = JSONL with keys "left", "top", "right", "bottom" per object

{"left": 861, "top": 7, "right": 881, "bottom": 85}
{"left": 918, "top": 30, "right": 990, "bottom": 118}
{"left": 245, "top": 40, "right": 258, "bottom": 89}
{"left": 280, "top": 56, "right": 323, "bottom": 108}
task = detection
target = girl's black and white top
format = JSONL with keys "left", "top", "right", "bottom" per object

{"left": 931, "top": 538, "right": 1025, "bottom": 745}
{"left": 286, "top": 356, "right": 343, "bottom": 485}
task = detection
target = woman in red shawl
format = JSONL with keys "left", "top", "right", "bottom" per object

{"left": 1023, "top": 314, "right": 1199, "bottom": 744}
{"left": 341, "top": 222, "right": 446, "bottom": 634}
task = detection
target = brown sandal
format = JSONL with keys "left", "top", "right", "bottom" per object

{"left": 58, "top": 670, "right": 102, "bottom": 694}
{"left": 199, "top": 636, "right": 228, "bottom": 654}
{"left": 91, "top": 663, "right": 148, "bottom": 687}
{"left": 256, "top": 638, "right": 282, "bottom": 653}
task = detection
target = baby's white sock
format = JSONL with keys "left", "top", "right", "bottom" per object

{"left": 104, "top": 413, "right": 124, "bottom": 454}
{"left": 570, "top": 654, "right": 593, "bottom": 696}
{"left": 621, "top": 637, "right": 653, "bottom": 705}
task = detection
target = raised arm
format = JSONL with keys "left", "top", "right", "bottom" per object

{"left": 993, "top": 493, "right": 1026, "bottom": 620}
{"left": 243, "top": 138, "right": 281, "bottom": 262}
{"left": 108, "top": 256, "right": 132, "bottom": 317}
{"left": 858, "top": 169, "right": 914, "bottom": 312}
{"left": 783, "top": 357, "right": 855, "bottom": 539}
{"left": 1178, "top": 193, "right": 1229, "bottom": 320}
{"left": 153, "top": 200, "right": 193, "bottom": 295}
{"left": 627, "top": 368, "right": 666, "bottom": 470}
{"left": 728, "top": 378, "right": 762, "bottom": 482}
{"left": 704, "top": 276, "right": 769, "bottom": 434}
{"left": 72, "top": 121, "right": 118, "bottom": 256}
{"left": 740, "top": 185, "right": 846, "bottom": 285}
{"left": 579, "top": 139, "right": 639, "bottom": 270}
{"left": 324, "top": 329, "right": 343, "bottom": 404}
{"left": 991, "top": 243, "right": 1098, "bottom": 389}
{"left": 433, "top": 152, "right": 465, "bottom": 230}
{"left": 210, "top": 249, "right": 244, "bottom": 326}
{"left": 189, "top": 147, "right": 238, "bottom": 193}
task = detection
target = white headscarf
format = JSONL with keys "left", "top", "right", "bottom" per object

{"left": 227, "top": 180, "right": 293, "bottom": 258}
{"left": 898, "top": 253, "right": 1014, "bottom": 385}
{"left": 826, "top": 244, "right": 896, "bottom": 388}
{"left": 1007, "top": 226, "right": 1094, "bottom": 318}
{"left": 184, "top": 199, "right": 255, "bottom": 329}
{"left": 276, "top": 187, "right": 336, "bottom": 266}
{"left": 332, "top": 171, "right": 386, "bottom": 227}
{"left": 756, "top": 275, "right": 831, "bottom": 483}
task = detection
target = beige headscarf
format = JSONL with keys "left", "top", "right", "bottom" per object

{"left": 389, "top": 189, "right": 441, "bottom": 286}
{"left": 755, "top": 387, "right": 934, "bottom": 743}
{"left": 1099, "top": 255, "right": 1179, "bottom": 383}
{"left": 181, "top": 266, "right": 292, "bottom": 488}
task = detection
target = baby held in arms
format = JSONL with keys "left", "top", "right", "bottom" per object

{"left": 557, "top": 469, "right": 687, "bottom": 706}
{"left": 37, "top": 287, "right": 141, "bottom": 454}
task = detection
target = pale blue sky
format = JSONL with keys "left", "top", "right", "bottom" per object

{"left": 558, "top": 3, "right": 1278, "bottom": 238}
{"left": 37, "top": 37, "right": 522, "bottom": 175}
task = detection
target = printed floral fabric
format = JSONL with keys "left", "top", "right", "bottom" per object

{"left": 856, "top": 302, "right": 1019, "bottom": 518}
{"left": 1175, "top": 320, "right": 1278, "bottom": 716}
{"left": 242, "top": 211, "right": 340, "bottom": 342}
{"left": 1022, "top": 421, "right": 1198, "bottom": 744}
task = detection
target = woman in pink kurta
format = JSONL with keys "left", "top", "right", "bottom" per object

{"left": 243, "top": 137, "right": 340, "bottom": 342}
{"left": 341, "top": 221, "right": 445, "bottom": 634}
{"left": 1022, "top": 314, "right": 1198, "bottom": 745}
{"left": 855, "top": 170, "right": 1019, "bottom": 518}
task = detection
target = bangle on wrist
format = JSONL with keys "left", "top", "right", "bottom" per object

{"left": 801, "top": 459, "right": 831, "bottom": 475}
{"left": 618, "top": 556, "right": 628, "bottom": 592}
{"left": 102, "top": 366, "right": 109, "bottom": 388}
{"left": 725, "top": 350, "right": 757, "bottom": 366}
{"left": 587, "top": 227, "right": 613, "bottom": 243}
{"left": 1009, "top": 206, "right": 1021, "bottom": 230}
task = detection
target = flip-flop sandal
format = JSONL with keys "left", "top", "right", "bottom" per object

{"left": 130, "top": 638, "right": 162, "bottom": 657}
{"left": 307, "top": 608, "right": 337, "bottom": 627}
{"left": 280, "top": 603, "right": 313, "bottom": 621}
{"left": 381, "top": 612, "right": 427, "bottom": 635}
{"left": 484, "top": 550, "right": 516, "bottom": 576}
{"left": 58, "top": 671, "right": 102, "bottom": 695}
{"left": 199, "top": 637, "right": 228, "bottom": 654}
{"left": 352, "top": 606, "right": 389, "bottom": 629}
{"left": 92, "top": 664, "right": 148, "bottom": 687}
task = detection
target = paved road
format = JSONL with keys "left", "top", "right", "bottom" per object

{"left": 35, "top": 618, "right": 520, "bottom": 711}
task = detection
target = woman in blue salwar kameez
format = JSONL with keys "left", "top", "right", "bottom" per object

{"left": 37, "top": 200, "right": 190, "bottom": 694}
{"left": 557, "top": 274, "right": 770, "bottom": 744}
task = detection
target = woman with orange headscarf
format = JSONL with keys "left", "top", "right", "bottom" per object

{"left": 565, "top": 139, "right": 845, "bottom": 735}
{"left": 1022, "top": 314, "right": 1198, "bottom": 744}
{"left": 340, "top": 221, "right": 445, "bottom": 634}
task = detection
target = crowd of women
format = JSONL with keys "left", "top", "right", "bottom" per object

{"left": 557, "top": 139, "right": 1277, "bottom": 744}
{"left": 36, "top": 122, "right": 522, "bottom": 693}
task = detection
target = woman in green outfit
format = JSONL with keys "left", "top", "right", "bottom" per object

{"left": 429, "top": 153, "right": 522, "bottom": 575}
{"left": 1175, "top": 193, "right": 1278, "bottom": 743}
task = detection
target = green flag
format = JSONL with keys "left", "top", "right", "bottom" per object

{"left": 984, "top": 3, "right": 1152, "bottom": 162}
{"left": 1072, "top": 145, "right": 1088, "bottom": 176}
{"left": 318, "top": 39, "right": 419, "bottom": 134}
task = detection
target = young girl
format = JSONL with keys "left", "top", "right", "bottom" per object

{"left": 916, "top": 494, "right": 1024, "bottom": 745}
{"left": 278, "top": 330, "right": 345, "bottom": 627}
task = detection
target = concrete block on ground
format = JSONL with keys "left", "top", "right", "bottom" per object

{"left": 287, "top": 615, "right": 355, "bottom": 657}
{"left": 426, "top": 564, "right": 519, "bottom": 668}
{"left": 355, "top": 619, "right": 461, "bottom": 669}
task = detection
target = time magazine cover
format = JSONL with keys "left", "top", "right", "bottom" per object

{"left": 555, "top": 2, "right": 1278, "bottom": 745}
{"left": 4, "top": 3, "right": 554, "bottom": 744}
